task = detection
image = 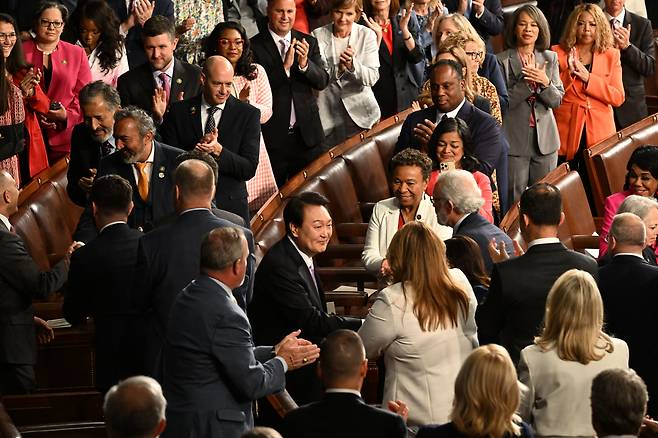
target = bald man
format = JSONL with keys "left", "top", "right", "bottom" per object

{"left": 159, "top": 55, "right": 260, "bottom": 224}
{"left": 0, "top": 171, "right": 74, "bottom": 394}
{"left": 104, "top": 376, "right": 167, "bottom": 438}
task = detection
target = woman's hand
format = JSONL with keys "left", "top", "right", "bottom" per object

{"left": 399, "top": 3, "right": 414, "bottom": 34}
{"left": 362, "top": 14, "right": 383, "bottom": 45}
{"left": 380, "top": 258, "right": 393, "bottom": 277}
{"left": 425, "top": 5, "right": 443, "bottom": 33}
{"left": 338, "top": 45, "right": 355, "bottom": 73}
{"left": 176, "top": 17, "right": 196, "bottom": 36}
{"left": 568, "top": 47, "right": 590, "bottom": 83}
{"left": 134, "top": 0, "right": 155, "bottom": 27}
{"left": 19, "top": 67, "right": 41, "bottom": 98}
{"left": 239, "top": 83, "right": 251, "bottom": 102}
{"left": 521, "top": 53, "right": 549, "bottom": 87}
{"left": 45, "top": 106, "right": 67, "bottom": 124}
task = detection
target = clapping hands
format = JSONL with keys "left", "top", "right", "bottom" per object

{"left": 567, "top": 47, "right": 590, "bottom": 84}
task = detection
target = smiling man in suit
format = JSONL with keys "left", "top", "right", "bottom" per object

{"left": 159, "top": 56, "right": 260, "bottom": 224}
{"left": 117, "top": 15, "right": 201, "bottom": 123}
{"left": 250, "top": 0, "right": 329, "bottom": 186}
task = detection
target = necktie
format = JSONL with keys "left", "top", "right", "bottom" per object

{"left": 204, "top": 106, "right": 220, "bottom": 135}
{"left": 278, "top": 38, "right": 297, "bottom": 128}
{"left": 101, "top": 140, "right": 113, "bottom": 157}
{"left": 159, "top": 72, "right": 171, "bottom": 104}
{"left": 279, "top": 39, "right": 288, "bottom": 61}
{"left": 135, "top": 162, "right": 149, "bottom": 202}
{"left": 308, "top": 263, "right": 319, "bottom": 292}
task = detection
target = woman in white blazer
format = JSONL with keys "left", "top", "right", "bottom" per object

{"left": 359, "top": 222, "right": 478, "bottom": 427}
{"left": 518, "top": 269, "right": 629, "bottom": 438}
{"left": 312, "top": 0, "right": 381, "bottom": 147}
{"left": 362, "top": 148, "right": 452, "bottom": 275}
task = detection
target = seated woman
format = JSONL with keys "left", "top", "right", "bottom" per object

{"left": 519, "top": 269, "right": 629, "bottom": 438}
{"left": 417, "top": 344, "right": 533, "bottom": 438}
{"left": 359, "top": 221, "right": 478, "bottom": 427}
{"left": 426, "top": 117, "right": 493, "bottom": 223}
{"left": 362, "top": 148, "right": 452, "bottom": 275}
{"left": 600, "top": 145, "right": 658, "bottom": 257}
{"left": 313, "top": 0, "right": 380, "bottom": 147}
{"left": 445, "top": 235, "right": 490, "bottom": 303}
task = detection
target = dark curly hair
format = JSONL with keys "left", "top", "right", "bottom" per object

{"left": 204, "top": 21, "right": 257, "bottom": 81}
{"left": 389, "top": 148, "right": 433, "bottom": 181}
{"left": 64, "top": 0, "right": 123, "bottom": 74}
{"left": 428, "top": 117, "right": 480, "bottom": 174}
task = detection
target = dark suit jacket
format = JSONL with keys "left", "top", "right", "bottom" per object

{"left": 395, "top": 103, "right": 504, "bottom": 176}
{"left": 418, "top": 420, "right": 533, "bottom": 438}
{"left": 251, "top": 28, "right": 329, "bottom": 152}
{"left": 280, "top": 392, "right": 407, "bottom": 438}
{"left": 66, "top": 123, "right": 102, "bottom": 207}
{"left": 599, "top": 254, "right": 658, "bottom": 417}
{"left": 162, "top": 275, "right": 285, "bottom": 438}
{"left": 135, "top": 209, "right": 256, "bottom": 375}
{"left": 443, "top": 0, "right": 504, "bottom": 52}
{"left": 63, "top": 222, "right": 145, "bottom": 391}
{"left": 106, "top": 0, "right": 174, "bottom": 68}
{"left": 614, "top": 10, "right": 656, "bottom": 129}
{"left": 116, "top": 58, "right": 202, "bottom": 117}
{"left": 476, "top": 242, "right": 598, "bottom": 366}
{"left": 0, "top": 222, "right": 68, "bottom": 367}
{"left": 158, "top": 94, "right": 260, "bottom": 223}
{"left": 454, "top": 212, "right": 513, "bottom": 273}
{"left": 249, "top": 237, "right": 362, "bottom": 403}
{"left": 153, "top": 207, "right": 246, "bottom": 228}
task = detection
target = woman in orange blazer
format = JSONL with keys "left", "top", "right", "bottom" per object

{"left": 551, "top": 3, "right": 624, "bottom": 165}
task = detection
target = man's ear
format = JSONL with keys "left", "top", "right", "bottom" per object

{"left": 558, "top": 211, "right": 565, "bottom": 226}
{"left": 359, "top": 358, "right": 368, "bottom": 379}
{"left": 91, "top": 201, "right": 98, "bottom": 217}
{"left": 127, "top": 200, "right": 134, "bottom": 216}
{"left": 521, "top": 213, "right": 530, "bottom": 228}
{"left": 2, "top": 189, "right": 10, "bottom": 205}
{"left": 289, "top": 223, "right": 300, "bottom": 238}
{"left": 154, "top": 418, "right": 167, "bottom": 437}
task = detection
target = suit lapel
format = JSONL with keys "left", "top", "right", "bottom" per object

{"left": 508, "top": 50, "right": 523, "bottom": 80}
{"left": 285, "top": 238, "right": 324, "bottom": 310}
{"left": 189, "top": 96, "right": 203, "bottom": 140}
{"left": 170, "top": 59, "right": 186, "bottom": 104}
{"left": 149, "top": 143, "right": 165, "bottom": 210}
{"left": 217, "top": 96, "right": 237, "bottom": 149}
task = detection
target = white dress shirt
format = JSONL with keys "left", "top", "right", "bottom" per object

{"left": 131, "top": 141, "right": 155, "bottom": 186}
{"left": 0, "top": 213, "right": 11, "bottom": 231}
{"left": 200, "top": 97, "right": 226, "bottom": 133}
{"left": 527, "top": 236, "right": 560, "bottom": 249}
{"left": 152, "top": 58, "right": 175, "bottom": 89}
{"left": 436, "top": 98, "right": 467, "bottom": 123}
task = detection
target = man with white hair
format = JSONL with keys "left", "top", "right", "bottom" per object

{"left": 599, "top": 212, "right": 658, "bottom": 418}
{"left": 433, "top": 169, "right": 513, "bottom": 271}
{"left": 104, "top": 375, "right": 167, "bottom": 438}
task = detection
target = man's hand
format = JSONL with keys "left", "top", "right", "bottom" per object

{"left": 34, "top": 317, "right": 54, "bottom": 345}
{"left": 176, "top": 17, "right": 196, "bottom": 36}
{"left": 152, "top": 87, "right": 167, "bottom": 122}
{"left": 380, "top": 258, "right": 392, "bottom": 277}
{"left": 283, "top": 38, "right": 297, "bottom": 72}
{"left": 195, "top": 128, "right": 223, "bottom": 157}
{"left": 295, "top": 38, "right": 310, "bottom": 70}
{"left": 387, "top": 400, "right": 409, "bottom": 422}
{"left": 412, "top": 119, "right": 437, "bottom": 152}
{"left": 134, "top": 0, "right": 155, "bottom": 27}
{"left": 644, "top": 416, "right": 658, "bottom": 432}
{"left": 275, "top": 330, "right": 321, "bottom": 371}
{"left": 487, "top": 237, "right": 524, "bottom": 263}
{"left": 471, "top": 0, "right": 485, "bottom": 17}
{"left": 613, "top": 23, "right": 631, "bottom": 50}
{"left": 67, "top": 241, "right": 84, "bottom": 256}
{"left": 78, "top": 168, "right": 97, "bottom": 192}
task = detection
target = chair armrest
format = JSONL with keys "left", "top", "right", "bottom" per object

{"left": 316, "top": 267, "right": 377, "bottom": 283}
{"left": 266, "top": 390, "right": 298, "bottom": 418}
{"left": 569, "top": 234, "right": 599, "bottom": 254}
{"left": 317, "top": 244, "right": 364, "bottom": 262}
{"left": 324, "top": 290, "right": 368, "bottom": 308}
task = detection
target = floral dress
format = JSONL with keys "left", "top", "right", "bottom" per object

{"left": 175, "top": 0, "right": 225, "bottom": 65}
{"left": 0, "top": 82, "right": 26, "bottom": 185}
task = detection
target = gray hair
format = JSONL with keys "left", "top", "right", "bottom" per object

{"left": 435, "top": 169, "right": 484, "bottom": 214}
{"left": 79, "top": 80, "right": 121, "bottom": 109}
{"left": 609, "top": 213, "right": 646, "bottom": 247}
{"left": 104, "top": 376, "right": 166, "bottom": 438}
{"left": 617, "top": 195, "right": 658, "bottom": 220}
{"left": 200, "top": 227, "right": 245, "bottom": 271}
{"left": 114, "top": 106, "right": 155, "bottom": 137}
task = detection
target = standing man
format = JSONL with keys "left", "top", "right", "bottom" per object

{"left": 159, "top": 56, "right": 260, "bottom": 223}
{"left": 250, "top": 0, "right": 329, "bottom": 186}
{"left": 443, "top": 0, "right": 504, "bottom": 52}
{"left": 603, "top": 0, "right": 655, "bottom": 130}
{"left": 67, "top": 81, "right": 122, "bottom": 207}
{"left": 162, "top": 227, "right": 320, "bottom": 438}
{"left": 117, "top": 16, "right": 201, "bottom": 123}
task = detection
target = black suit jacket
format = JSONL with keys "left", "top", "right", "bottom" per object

{"left": 135, "top": 209, "right": 256, "bottom": 375}
{"left": 116, "top": 58, "right": 202, "bottom": 117}
{"left": 106, "top": 0, "right": 174, "bottom": 68}
{"left": 250, "top": 28, "right": 329, "bottom": 152}
{"left": 66, "top": 123, "right": 103, "bottom": 207}
{"left": 614, "top": 10, "right": 656, "bottom": 129}
{"left": 158, "top": 94, "right": 260, "bottom": 223}
{"left": 476, "top": 242, "right": 598, "bottom": 365}
{"left": 599, "top": 254, "right": 658, "bottom": 417}
{"left": 280, "top": 392, "right": 407, "bottom": 438}
{"left": 395, "top": 103, "right": 504, "bottom": 176}
{"left": 443, "top": 0, "right": 503, "bottom": 51}
{"left": 454, "top": 213, "right": 513, "bottom": 273}
{"left": 63, "top": 222, "right": 145, "bottom": 391}
{"left": 249, "top": 237, "right": 362, "bottom": 403}
{"left": 0, "top": 222, "right": 68, "bottom": 367}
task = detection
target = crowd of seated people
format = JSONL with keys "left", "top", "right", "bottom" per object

{"left": 2, "top": 0, "right": 658, "bottom": 437}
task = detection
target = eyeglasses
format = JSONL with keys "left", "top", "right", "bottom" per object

{"left": 465, "top": 51, "right": 483, "bottom": 60}
{"left": 40, "top": 19, "right": 64, "bottom": 29}
{"left": 0, "top": 32, "right": 17, "bottom": 40}
{"left": 218, "top": 38, "right": 244, "bottom": 48}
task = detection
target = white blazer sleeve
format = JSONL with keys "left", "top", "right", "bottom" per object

{"left": 517, "top": 349, "right": 535, "bottom": 422}
{"left": 362, "top": 202, "right": 386, "bottom": 273}
{"left": 343, "top": 27, "right": 380, "bottom": 87}
{"left": 358, "top": 291, "right": 396, "bottom": 359}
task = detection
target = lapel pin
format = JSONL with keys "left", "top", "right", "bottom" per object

{"left": 159, "top": 166, "right": 165, "bottom": 178}
{"left": 176, "top": 78, "right": 183, "bottom": 84}
{"left": 190, "top": 106, "right": 196, "bottom": 115}
{"left": 61, "top": 59, "right": 67, "bottom": 64}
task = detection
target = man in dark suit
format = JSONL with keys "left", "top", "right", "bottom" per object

{"left": 107, "top": 0, "right": 174, "bottom": 68}
{"left": 159, "top": 56, "right": 260, "bottom": 223}
{"left": 249, "top": 192, "right": 362, "bottom": 404}
{"left": 598, "top": 212, "right": 658, "bottom": 417}
{"left": 443, "top": 0, "right": 504, "bottom": 52}
{"left": 281, "top": 330, "right": 408, "bottom": 438}
{"left": 117, "top": 16, "right": 201, "bottom": 123}
{"left": 603, "top": 0, "right": 656, "bottom": 129}
{"left": 135, "top": 158, "right": 256, "bottom": 375}
{"left": 67, "top": 81, "right": 122, "bottom": 207}
{"left": 476, "top": 183, "right": 598, "bottom": 365}
{"left": 0, "top": 171, "right": 72, "bottom": 394}
{"left": 250, "top": 0, "right": 329, "bottom": 186}
{"left": 64, "top": 175, "right": 146, "bottom": 393}
{"left": 161, "top": 227, "right": 320, "bottom": 438}
{"left": 433, "top": 170, "right": 513, "bottom": 272}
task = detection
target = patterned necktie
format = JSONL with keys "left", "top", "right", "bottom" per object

{"left": 134, "top": 162, "right": 149, "bottom": 202}
{"left": 204, "top": 106, "right": 221, "bottom": 135}
{"left": 101, "top": 140, "right": 113, "bottom": 157}
{"left": 279, "top": 39, "right": 288, "bottom": 61}
{"left": 159, "top": 72, "right": 171, "bottom": 104}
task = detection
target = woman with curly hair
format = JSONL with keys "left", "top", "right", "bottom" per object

{"left": 205, "top": 21, "right": 277, "bottom": 214}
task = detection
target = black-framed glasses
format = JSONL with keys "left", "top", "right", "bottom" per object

{"left": 0, "top": 32, "right": 16, "bottom": 40}
{"left": 40, "top": 19, "right": 64, "bottom": 29}
{"left": 465, "top": 51, "right": 483, "bottom": 60}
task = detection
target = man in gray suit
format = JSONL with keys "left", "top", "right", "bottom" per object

{"left": 161, "top": 227, "right": 320, "bottom": 438}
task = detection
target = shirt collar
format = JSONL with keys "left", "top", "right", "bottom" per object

{"left": 153, "top": 58, "right": 175, "bottom": 80}
{"left": 99, "top": 220, "right": 126, "bottom": 234}
{"left": 613, "top": 252, "right": 645, "bottom": 260}
{"left": 453, "top": 212, "right": 470, "bottom": 230}
{"left": 325, "top": 388, "right": 362, "bottom": 397}
{"left": 605, "top": 8, "right": 625, "bottom": 26}
{"left": 288, "top": 235, "right": 314, "bottom": 270}
{"left": 437, "top": 98, "right": 467, "bottom": 122}
{"left": 0, "top": 213, "right": 11, "bottom": 232}
{"left": 208, "top": 276, "right": 235, "bottom": 300}
{"left": 527, "top": 237, "right": 560, "bottom": 248}
{"left": 268, "top": 27, "right": 291, "bottom": 46}
{"left": 139, "top": 141, "right": 155, "bottom": 164}
{"left": 201, "top": 95, "right": 227, "bottom": 112}
{"left": 181, "top": 207, "right": 211, "bottom": 215}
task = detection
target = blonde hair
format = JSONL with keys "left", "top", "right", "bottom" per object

{"left": 434, "top": 14, "right": 485, "bottom": 55}
{"left": 331, "top": 0, "right": 363, "bottom": 15}
{"left": 451, "top": 345, "right": 522, "bottom": 438}
{"left": 387, "top": 222, "right": 469, "bottom": 331}
{"left": 535, "top": 269, "right": 614, "bottom": 364}
{"left": 559, "top": 3, "right": 614, "bottom": 53}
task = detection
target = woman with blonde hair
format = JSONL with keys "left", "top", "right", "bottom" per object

{"left": 518, "top": 269, "right": 629, "bottom": 438}
{"left": 359, "top": 221, "right": 478, "bottom": 427}
{"left": 417, "top": 344, "right": 533, "bottom": 438}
